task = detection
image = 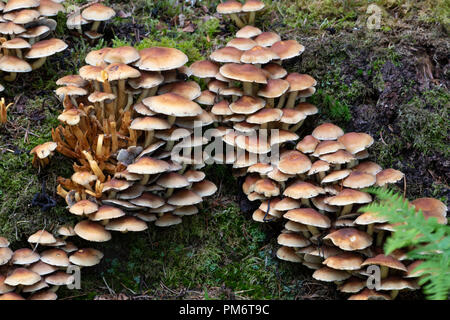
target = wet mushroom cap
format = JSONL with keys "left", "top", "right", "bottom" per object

{"left": 138, "top": 47, "right": 188, "bottom": 71}
{"left": 27, "top": 230, "right": 56, "bottom": 245}
{"left": 217, "top": 0, "right": 243, "bottom": 13}
{"left": 81, "top": 3, "right": 115, "bottom": 21}
{"left": 74, "top": 220, "right": 112, "bottom": 242}
{"left": 312, "top": 123, "right": 344, "bottom": 141}
{"left": 283, "top": 208, "right": 331, "bottom": 228}
{"left": 26, "top": 38, "right": 68, "bottom": 59}
{"left": 143, "top": 93, "right": 203, "bottom": 117}
{"left": 324, "top": 228, "right": 373, "bottom": 251}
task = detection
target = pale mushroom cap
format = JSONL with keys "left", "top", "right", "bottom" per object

{"left": 284, "top": 208, "right": 331, "bottom": 228}
{"left": 157, "top": 172, "right": 190, "bottom": 188}
{"left": 361, "top": 254, "right": 407, "bottom": 272}
{"left": 74, "top": 221, "right": 112, "bottom": 242}
{"left": 81, "top": 3, "right": 115, "bottom": 21}
{"left": 138, "top": 47, "right": 188, "bottom": 71}
{"left": 338, "top": 132, "right": 374, "bottom": 154}
{"left": 85, "top": 47, "right": 112, "bottom": 66}
{"left": 376, "top": 168, "right": 405, "bottom": 186}
{"left": 39, "top": 0, "right": 65, "bottom": 16}
{"left": 379, "top": 277, "right": 419, "bottom": 291}
{"left": 313, "top": 140, "right": 345, "bottom": 157}
{"left": 271, "top": 40, "right": 305, "bottom": 60}
{"left": 343, "top": 171, "right": 376, "bottom": 189}
{"left": 308, "top": 160, "right": 330, "bottom": 175}
{"left": 103, "top": 63, "right": 141, "bottom": 81}
{"left": 227, "top": 37, "right": 257, "bottom": 50}
{"left": 280, "top": 108, "right": 306, "bottom": 124}
{"left": 210, "top": 46, "right": 243, "bottom": 63}
{"left": 0, "top": 55, "right": 32, "bottom": 73}
{"left": 184, "top": 170, "right": 206, "bottom": 183}
{"left": 273, "top": 197, "right": 301, "bottom": 211}
{"left": 2, "top": 37, "right": 30, "bottom": 49}
{"left": 0, "top": 247, "right": 13, "bottom": 266}
{"left": 319, "top": 149, "right": 355, "bottom": 164}
{"left": 276, "top": 246, "right": 302, "bottom": 263}
{"left": 29, "top": 290, "right": 57, "bottom": 300}
{"left": 191, "top": 180, "right": 217, "bottom": 197}
{"left": 56, "top": 74, "right": 87, "bottom": 87}
{"left": 283, "top": 181, "right": 324, "bottom": 199}
{"left": 27, "top": 230, "right": 56, "bottom": 245}
{"left": 219, "top": 63, "right": 267, "bottom": 84}
{"left": 325, "top": 189, "right": 372, "bottom": 206}
{"left": 127, "top": 156, "right": 170, "bottom": 175}
{"left": 286, "top": 73, "right": 317, "bottom": 91}
{"left": 190, "top": 60, "right": 219, "bottom": 78}
{"left": 323, "top": 253, "right": 364, "bottom": 270}
{"left": 89, "top": 205, "right": 126, "bottom": 221}
{"left": 130, "top": 116, "right": 171, "bottom": 131}
{"left": 154, "top": 213, "right": 182, "bottom": 227}
{"left": 69, "top": 200, "right": 98, "bottom": 216}
{"left": 230, "top": 95, "right": 266, "bottom": 114}
{"left": 257, "top": 79, "right": 290, "bottom": 98}
{"left": 143, "top": 93, "right": 202, "bottom": 117}
{"left": 45, "top": 271, "right": 74, "bottom": 286}
{"left": 236, "top": 25, "right": 262, "bottom": 38}
{"left": 11, "top": 248, "right": 40, "bottom": 265}
{"left": 158, "top": 81, "right": 201, "bottom": 100}
{"left": 30, "top": 141, "right": 57, "bottom": 159}
{"left": 129, "top": 193, "right": 165, "bottom": 208}
{"left": 5, "top": 268, "right": 41, "bottom": 286}
{"left": 312, "top": 123, "right": 344, "bottom": 141}
{"left": 255, "top": 32, "right": 281, "bottom": 47}
{"left": 322, "top": 170, "right": 352, "bottom": 185}
{"left": 26, "top": 38, "right": 68, "bottom": 59}
{"left": 168, "top": 189, "right": 202, "bottom": 206}
{"left": 217, "top": 0, "right": 242, "bottom": 13}
{"left": 79, "top": 65, "right": 103, "bottom": 80}
{"left": 278, "top": 151, "right": 312, "bottom": 175}
{"left": 40, "top": 249, "right": 69, "bottom": 267}
{"left": 28, "top": 261, "right": 57, "bottom": 276}
{"left": 411, "top": 197, "right": 447, "bottom": 221}
{"left": 105, "top": 216, "right": 148, "bottom": 232}
{"left": 242, "top": 0, "right": 265, "bottom": 12}
{"left": 324, "top": 228, "right": 373, "bottom": 251}
{"left": 0, "top": 21, "right": 26, "bottom": 34}
{"left": 104, "top": 46, "right": 140, "bottom": 64}
{"left": 72, "top": 171, "right": 97, "bottom": 186}
{"left": 0, "top": 237, "right": 9, "bottom": 248}
{"left": 4, "top": 0, "right": 40, "bottom": 13}
{"left": 241, "top": 45, "right": 279, "bottom": 64}
{"left": 353, "top": 161, "right": 383, "bottom": 175}
{"left": 313, "top": 267, "right": 351, "bottom": 282}
{"left": 296, "top": 135, "right": 319, "bottom": 153}
{"left": 55, "top": 85, "right": 88, "bottom": 97}
{"left": 277, "top": 233, "right": 310, "bottom": 248}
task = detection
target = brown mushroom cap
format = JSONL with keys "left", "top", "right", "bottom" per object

{"left": 219, "top": 63, "right": 267, "bottom": 84}
{"left": 343, "top": 171, "right": 376, "bottom": 189}
{"left": 271, "top": 40, "right": 305, "bottom": 60}
{"left": 338, "top": 132, "right": 374, "bottom": 154}
{"left": 27, "top": 230, "right": 56, "bottom": 245}
{"left": 45, "top": 271, "right": 74, "bottom": 286}
{"left": 28, "top": 261, "right": 57, "bottom": 276}
{"left": 0, "top": 55, "right": 32, "bottom": 73}
{"left": 348, "top": 288, "right": 391, "bottom": 300}
{"left": 210, "top": 46, "right": 243, "bottom": 63}
{"left": 11, "top": 248, "right": 40, "bottom": 265}
{"left": 286, "top": 73, "right": 317, "bottom": 91}
{"left": 168, "top": 189, "right": 202, "bottom": 206}
{"left": 276, "top": 246, "right": 302, "bottom": 263}
{"left": 277, "top": 233, "right": 310, "bottom": 248}
{"left": 236, "top": 25, "right": 262, "bottom": 38}
{"left": 89, "top": 205, "right": 125, "bottom": 221}
{"left": 105, "top": 216, "right": 148, "bottom": 232}
{"left": 324, "top": 228, "right": 373, "bottom": 251}
{"left": 69, "top": 200, "right": 99, "bottom": 216}
{"left": 278, "top": 151, "right": 312, "bottom": 175}
{"left": 74, "top": 220, "right": 112, "bottom": 242}
{"left": 241, "top": 45, "right": 279, "bottom": 64}
{"left": 0, "top": 247, "right": 13, "bottom": 266}
{"left": 226, "top": 37, "right": 257, "bottom": 50}
{"left": 127, "top": 156, "right": 170, "bottom": 175}
{"left": 5, "top": 268, "right": 41, "bottom": 286}
{"left": 283, "top": 181, "right": 324, "bottom": 199}
{"left": 26, "top": 38, "right": 68, "bottom": 59}
{"left": 230, "top": 95, "right": 266, "bottom": 114}
{"left": 323, "top": 253, "right": 364, "bottom": 270}
{"left": 361, "top": 254, "right": 407, "bottom": 272}
{"left": 324, "top": 189, "right": 372, "bottom": 206}
{"left": 296, "top": 135, "right": 320, "bottom": 154}
{"left": 312, "top": 123, "right": 344, "bottom": 141}
{"left": 255, "top": 32, "right": 281, "bottom": 47}
{"left": 284, "top": 208, "right": 331, "bottom": 228}
{"left": 411, "top": 197, "right": 447, "bottom": 223}
{"left": 40, "top": 249, "right": 69, "bottom": 267}
{"left": 81, "top": 3, "right": 115, "bottom": 21}
{"left": 217, "top": 0, "right": 242, "bottom": 14}
{"left": 257, "top": 79, "right": 290, "bottom": 98}
{"left": 104, "top": 46, "right": 140, "bottom": 64}
{"left": 191, "top": 180, "right": 217, "bottom": 197}
{"left": 376, "top": 168, "right": 404, "bottom": 186}
{"left": 155, "top": 213, "right": 182, "bottom": 227}
{"left": 313, "top": 267, "right": 351, "bottom": 282}
{"left": 143, "top": 93, "right": 202, "bottom": 117}
{"left": 190, "top": 60, "right": 219, "bottom": 78}
{"left": 138, "top": 47, "right": 188, "bottom": 71}
{"left": 4, "top": 0, "right": 40, "bottom": 13}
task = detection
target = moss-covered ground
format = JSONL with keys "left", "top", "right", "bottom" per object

{"left": 0, "top": 0, "right": 448, "bottom": 299}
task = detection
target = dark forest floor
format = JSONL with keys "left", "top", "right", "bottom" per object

{"left": 0, "top": 0, "right": 448, "bottom": 300}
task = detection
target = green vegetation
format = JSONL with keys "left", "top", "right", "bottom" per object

{"left": 362, "top": 188, "right": 450, "bottom": 300}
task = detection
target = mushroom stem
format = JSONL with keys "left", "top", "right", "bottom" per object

{"left": 31, "top": 57, "right": 47, "bottom": 70}
{"left": 168, "top": 116, "right": 176, "bottom": 126}
{"left": 318, "top": 171, "right": 326, "bottom": 182}
{"left": 165, "top": 140, "right": 175, "bottom": 151}
{"left": 165, "top": 188, "right": 174, "bottom": 198}
{"left": 367, "top": 224, "right": 374, "bottom": 236}
{"left": 4, "top": 72, "right": 17, "bottom": 82}
{"left": 340, "top": 204, "right": 353, "bottom": 216}
{"left": 301, "top": 198, "right": 311, "bottom": 207}
{"left": 15, "top": 49, "right": 22, "bottom": 59}
{"left": 178, "top": 163, "right": 188, "bottom": 175}
{"left": 243, "top": 82, "right": 253, "bottom": 96}
{"left": 276, "top": 93, "right": 286, "bottom": 108}
{"left": 267, "top": 98, "right": 275, "bottom": 108}
{"left": 229, "top": 13, "right": 245, "bottom": 28}
{"left": 381, "top": 266, "right": 389, "bottom": 279}
{"left": 347, "top": 159, "right": 358, "bottom": 169}
{"left": 289, "top": 120, "right": 305, "bottom": 133}
{"left": 108, "top": 191, "right": 117, "bottom": 199}
{"left": 144, "top": 130, "right": 154, "bottom": 148}
{"left": 248, "top": 12, "right": 257, "bottom": 25}
{"left": 117, "top": 79, "right": 126, "bottom": 114}
{"left": 390, "top": 290, "right": 399, "bottom": 299}
{"left": 96, "top": 134, "right": 104, "bottom": 158}
{"left": 91, "top": 21, "right": 101, "bottom": 32}
{"left": 306, "top": 225, "right": 319, "bottom": 236}
{"left": 70, "top": 96, "right": 78, "bottom": 108}
{"left": 137, "top": 86, "right": 158, "bottom": 103}
{"left": 285, "top": 91, "right": 298, "bottom": 108}
{"left": 140, "top": 174, "right": 150, "bottom": 185}
{"left": 376, "top": 231, "right": 385, "bottom": 247}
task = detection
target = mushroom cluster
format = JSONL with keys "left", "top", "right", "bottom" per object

{"left": 0, "top": 231, "right": 103, "bottom": 300}
{"left": 37, "top": 44, "right": 219, "bottom": 244}
{"left": 66, "top": 2, "right": 115, "bottom": 41}
{"left": 217, "top": 0, "right": 265, "bottom": 27}
{"left": 245, "top": 122, "right": 448, "bottom": 300}
{"left": 0, "top": 0, "right": 68, "bottom": 81}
